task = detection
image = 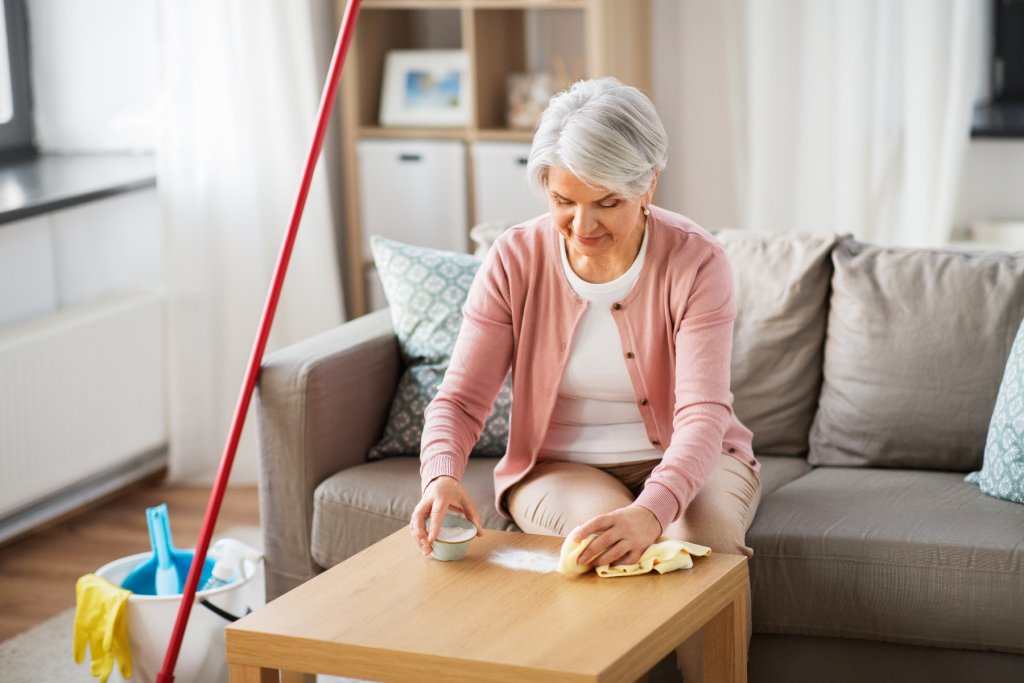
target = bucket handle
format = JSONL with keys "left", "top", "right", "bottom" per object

{"left": 199, "top": 539, "right": 263, "bottom": 622}
{"left": 198, "top": 598, "right": 252, "bottom": 623}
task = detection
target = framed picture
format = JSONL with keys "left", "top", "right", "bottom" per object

{"left": 379, "top": 50, "right": 471, "bottom": 128}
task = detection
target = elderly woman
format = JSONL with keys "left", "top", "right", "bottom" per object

{"left": 410, "top": 77, "right": 761, "bottom": 680}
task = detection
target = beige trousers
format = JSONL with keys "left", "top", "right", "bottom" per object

{"left": 506, "top": 454, "right": 762, "bottom": 683}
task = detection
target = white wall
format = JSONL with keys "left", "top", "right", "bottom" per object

{"left": 27, "top": 0, "right": 158, "bottom": 152}
{"left": 649, "top": 0, "right": 1024, "bottom": 238}
{"left": 954, "top": 141, "right": 1024, "bottom": 233}
{"left": 0, "top": 189, "right": 162, "bottom": 328}
{"left": 650, "top": 0, "right": 740, "bottom": 229}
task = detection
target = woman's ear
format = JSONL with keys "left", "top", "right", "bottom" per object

{"left": 644, "top": 170, "right": 661, "bottom": 207}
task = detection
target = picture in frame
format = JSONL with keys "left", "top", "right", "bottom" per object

{"left": 379, "top": 50, "right": 471, "bottom": 128}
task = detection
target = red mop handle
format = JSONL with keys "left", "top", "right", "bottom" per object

{"left": 156, "top": 2, "right": 362, "bottom": 681}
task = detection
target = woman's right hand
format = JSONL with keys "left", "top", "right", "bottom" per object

{"left": 410, "top": 475, "right": 485, "bottom": 556}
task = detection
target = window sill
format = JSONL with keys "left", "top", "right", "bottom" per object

{"left": 0, "top": 152, "right": 156, "bottom": 226}
{"left": 971, "top": 102, "right": 1024, "bottom": 139}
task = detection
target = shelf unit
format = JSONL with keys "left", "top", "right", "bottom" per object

{"left": 337, "top": 0, "right": 652, "bottom": 317}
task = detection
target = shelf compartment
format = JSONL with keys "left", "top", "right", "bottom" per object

{"left": 352, "top": 8, "right": 463, "bottom": 128}
{"left": 472, "top": 7, "right": 585, "bottom": 130}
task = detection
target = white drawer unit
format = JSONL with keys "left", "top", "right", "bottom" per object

{"left": 357, "top": 139, "right": 469, "bottom": 259}
{"left": 471, "top": 141, "right": 549, "bottom": 226}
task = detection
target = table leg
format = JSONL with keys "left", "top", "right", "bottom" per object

{"left": 702, "top": 591, "right": 748, "bottom": 682}
{"left": 229, "top": 663, "right": 280, "bottom": 682}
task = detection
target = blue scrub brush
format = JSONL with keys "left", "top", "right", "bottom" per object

{"left": 121, "top": 503, "right": 190, "bottom": 595}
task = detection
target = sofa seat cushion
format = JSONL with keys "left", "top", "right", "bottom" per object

{"left": 311, "top": 457, "right": 519, "bottom": 568}
{"left": 312, "top": 455, "right": 810, "bottom": 570}
{"left": 748, "top": 467, "right": 1024, "bottom": 654}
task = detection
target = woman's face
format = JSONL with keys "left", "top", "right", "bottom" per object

{"left": 546, "top": 166, "right": 657, "bottom": 264}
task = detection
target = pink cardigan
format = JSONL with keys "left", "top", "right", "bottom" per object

{"left": 419, "top": 205, "right": 757, "bottom": 532}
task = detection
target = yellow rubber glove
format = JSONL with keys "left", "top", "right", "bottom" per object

{"left": 73, "top": 573, "right": 133, "bottom": 683}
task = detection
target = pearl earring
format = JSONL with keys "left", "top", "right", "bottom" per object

{"left": 643, "top": 206, "right": 650, "bottom": 216}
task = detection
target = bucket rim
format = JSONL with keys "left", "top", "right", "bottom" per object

{"left": 95, "top": 550, "right": 260, "bottom": 601}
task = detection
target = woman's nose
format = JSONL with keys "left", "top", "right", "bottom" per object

{"left": 572, "top": 207, "right": 598, "bottom": 235}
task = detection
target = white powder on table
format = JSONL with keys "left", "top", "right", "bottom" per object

{"left": 487, "top": 548, "right": 560, "bottom": 573}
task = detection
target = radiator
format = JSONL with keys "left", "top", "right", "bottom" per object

{"left": 0, "top": 288, "right": 168, "bottom": 536}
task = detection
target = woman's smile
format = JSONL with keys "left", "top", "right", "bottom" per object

{"left": 574, "top": 232, "right": 606, "bottom": 246}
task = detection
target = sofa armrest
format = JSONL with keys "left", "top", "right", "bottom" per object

{"left": 255, "top": 308, "right": 400, "bottom": 599}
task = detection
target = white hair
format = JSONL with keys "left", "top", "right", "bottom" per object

{"left": 526, "top": 77, "right": 669, "bottom": 200}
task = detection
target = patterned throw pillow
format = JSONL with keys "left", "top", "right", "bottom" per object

{"left": 367, "top": 236, "right": 512, "bottom": 459}
{"left": 965, "top": 316, "right": 1024, "bottom": 504}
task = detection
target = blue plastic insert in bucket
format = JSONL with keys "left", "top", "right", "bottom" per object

{"left": 120, "top": 550, "right": 214, "bottom": 595}
{"left": 94, "top": 542, "right": 263, "bottom": 683}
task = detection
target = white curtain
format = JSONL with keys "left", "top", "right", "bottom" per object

{"left": 723, "top": 0, "right": 981, "bottom": 246}
{"left": 156, "top": 1, "right": 345, "bottom": 484}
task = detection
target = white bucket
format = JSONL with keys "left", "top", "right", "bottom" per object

{"left": 93, "top": 543, "right": 264, "bottom": 683}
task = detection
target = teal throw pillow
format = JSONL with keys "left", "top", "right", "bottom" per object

{"left": 368, "top": 236, "right": 511, "bottom": 459}
{"left": 965, "top": 316, "right": 1024, "bottom": 504}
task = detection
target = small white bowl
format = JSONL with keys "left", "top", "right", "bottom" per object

{"left": 427, "top": 512, "right": 478, "bottom": 561}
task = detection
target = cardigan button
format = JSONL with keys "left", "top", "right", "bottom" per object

{"left": 612, "top": 303, "right": 622, "bottom": 310}
{"left": 625, "top": 352, "right": 634, "bottom": 359}
{"left": 728, "top": 447, "right": 736, "bottom": 454}
{"left": 640, "top": 399, "right": 649, "bottom": 406}
{"left": 651, "top": 439, "right": 661, "bottom": 447}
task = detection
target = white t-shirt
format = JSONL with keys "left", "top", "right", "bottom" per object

{"left": 539, "top": 225, "right": 664, "bottom": 466}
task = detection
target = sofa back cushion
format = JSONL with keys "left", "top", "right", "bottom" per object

{"left": 809, "top": 237, "right": 1024, "bottom": 471}
{"left": 717, "top": 230, "right": 836, "bottom": 456}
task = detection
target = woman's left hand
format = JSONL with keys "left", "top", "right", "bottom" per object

{"left": 569, "top": 505, "right": 663, "bottom": 568}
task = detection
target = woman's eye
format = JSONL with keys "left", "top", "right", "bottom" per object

{"left": 552, "top": 198, "right": 619, "bottom": 208}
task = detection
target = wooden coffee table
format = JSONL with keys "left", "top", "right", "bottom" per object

{"left": 226, "top": 528, "right": 749, "bottom": 682}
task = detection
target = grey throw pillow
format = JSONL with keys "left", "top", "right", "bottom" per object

{"left": 809, "top": 237, "right": 1024, "bottom": 471}
{"left": 368, "top": 236, "right": 511, "bottom": 459}
{"left": 716, "top": 230, "right": 837, "bottom": 456}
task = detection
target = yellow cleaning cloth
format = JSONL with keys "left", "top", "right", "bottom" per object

{"left": 558, "top": 534, "right": 712, "bottom": 577}
{"left": 73, "top": 573, "right": 133, "bottom": 683}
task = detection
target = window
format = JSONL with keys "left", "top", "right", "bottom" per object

{"left": 973, "top": 0, "right": 1024, "bottom": 137}
{"left": 993, "top": 0, "right": 1024, "bottom": 102}
{"left": 0, "top": 0, "right": 33, "bottom": 158}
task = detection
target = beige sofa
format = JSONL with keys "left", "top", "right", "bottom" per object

{"left": 255, "top": 231, "right": 1024, "bottom": 682}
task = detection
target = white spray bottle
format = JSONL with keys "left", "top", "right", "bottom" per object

{"left": 201, "top": 538, "right": 260, "bottom": 591}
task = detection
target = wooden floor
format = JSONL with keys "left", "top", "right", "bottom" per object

{"left": 0, "top": 471, "right": 261, "bottom": 643}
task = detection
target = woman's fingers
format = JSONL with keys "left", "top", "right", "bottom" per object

{"left": 410, "top": 477, "right": 486, "bottom": 557}
{"left": 577, "top": 530, "right": 618, "bottom": 565}
{"left": 411, "top": 499, "right": 428, "bottom": 541}
{"left": 574, "top": 507, "right": 659, "bottom": 566}
{"left": 427, "top": 497, "right": 450, "bottom": 545}
{"left": 570, "top": 514, "right": 611, "bottom": 543}
{"left": 582, "top": 538, "right": 629, "bottom": 567}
